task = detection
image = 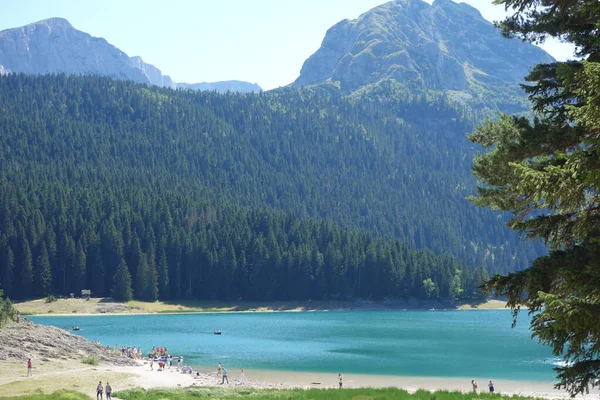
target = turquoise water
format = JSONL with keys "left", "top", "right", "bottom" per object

{"left": 30, "top": 311, "right": 558, "bottom": 381}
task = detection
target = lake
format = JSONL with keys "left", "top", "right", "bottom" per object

{"left": 30, "top": 310, "right": 558, "bottom": 381}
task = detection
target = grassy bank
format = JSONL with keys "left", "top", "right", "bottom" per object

{"left": 115, "top": 387, "right": 535, "bottom": 400}
{"left": 14, "top": 298, "right": 507, "bottom": 316}
{"left": 0, "top": 391, "right": 88, "bottom": 400}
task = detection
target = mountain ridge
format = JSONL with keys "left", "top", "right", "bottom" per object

{"left": 0, "top": 17, "right": 262, "bottom": 93}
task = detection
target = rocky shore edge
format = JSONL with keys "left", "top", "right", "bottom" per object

{"left": 0, "top": 319, "right": 137, "bottom": 367}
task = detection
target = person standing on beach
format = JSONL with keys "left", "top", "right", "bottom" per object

{"left": 105, "top": 382, "right": 112, "bottom": 400}
{"left": 339, "top": 373, "right": 343, "bottom": 388}
{"left": 26, "top": 359, "right": 32, "bottom": 377}
{"left": 240, "top": 369, "right": 245, "bottom": 385}
{"left": 471, "top": 379, "right": 478, "bottom": 392}
{"left": 221, "top": 367, "right": 228, "bottom": 384}
{"left": 150, "top": 358, "right": 154, "bottom": 371}
{"left": 96, "top": 381, "right": 103, "bottom": 400}
{"left": 217, "top": 362, "right": 222, "bottom": 378}
{"left": 488, "top": 380, "right": 494, "bottom": 393}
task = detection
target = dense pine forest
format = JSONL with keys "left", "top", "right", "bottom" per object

{"left": 0, "top": 74, "right": 541, "bottom": 301}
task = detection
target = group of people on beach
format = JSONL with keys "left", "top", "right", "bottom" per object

{"left": 216, "top": 362, "right": 245, "bottom": 385}
{"left": 471, "top": 379, "right": 495, "bottom": 393}
{"left": 119, "top": 345, "right": 143, "bottom": 359}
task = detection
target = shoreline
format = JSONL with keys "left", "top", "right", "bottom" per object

{"left": 15, "top": 298, "right": 511, "bottom": 317}
{"left": 27, "top": 307, "right": 514, "bottom": 317}
{"left": 20, "top": 299, "right": 512, "bottom": 317}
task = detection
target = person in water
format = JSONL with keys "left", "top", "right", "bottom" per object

{"left": 96, "top": 381, "right": 104, "bottom": 400}
{"left": 488, "top": 380, "right": 495, "bottom": 393}
{"left": 105, "top": 382, "right": 112, "bottom": 400}
{"left": 471, "top": 379, "right": 478, "bottom": 392}
{"left": 339, "top": 373, "right": 343, "bottom": 388}
{"left": 221, "top": 367, "right": 229, "bottom": 384}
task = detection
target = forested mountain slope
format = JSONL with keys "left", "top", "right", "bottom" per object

{"left": 0, "top": 75, "right": 544, "bottom": 302}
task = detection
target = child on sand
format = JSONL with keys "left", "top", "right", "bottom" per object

{"left": 488, "top": 380, "right": 495, "bottom": 393}
{"left": 27, "top": 359, "right": 32, "bottom": 377}
{"left": 105, "top": 382, "right": 112, "bottom": 400}
{"left": 217, "top": 362, "right": 222, "bottom": 378}
{"left": 96, "top": 381, "right": 103, "bottom": 400}
{"left": 339, "top": 373, "right": 343, "bottom": 388}
{"left": 240, "top": 369, "right": 245, "bottom": 385}
{"left": 150, "top": 358, "right": 154, "bottom": 371}
{"left": 471, "top": 379, "right": 478, "bottom": 392}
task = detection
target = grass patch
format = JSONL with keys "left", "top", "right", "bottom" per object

{"left": 115, "top": 387, "right": 537, "bottom": 400}
{"left": 80, "top": 355, "right": 99, "bottom": 365}
{"left": 0, "top": 390, "right": 89, "bottom": 400}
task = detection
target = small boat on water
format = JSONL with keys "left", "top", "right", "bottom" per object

{"left": 214, "top": 330, "right": 222, "bottom": 335}
{"left": 72, "top": 326, "right": 80, "bottom": 331}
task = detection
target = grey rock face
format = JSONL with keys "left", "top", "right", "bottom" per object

{"left": 0, "top": 18, "right": 150, "bottom": 83}
{"left": 130, "top": 55, "right": 176, "bottom": 88}
{"left": 0, "top": 18, "right": 262, "bottom": 93}
{"left": 293, "top": 0, "right": 554, "bottom": 95}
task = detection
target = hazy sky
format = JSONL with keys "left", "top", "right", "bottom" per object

{"left": 0, "top": 0, "right": 576, "bottom": 90}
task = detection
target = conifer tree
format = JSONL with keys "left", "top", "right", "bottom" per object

{"left": 111, "top": 259, "right": 133, "bottom": 302}
{"left": 34, "top": 242, "right": 52, "bottom": 296}
{"left": 72, "top": 239, "right": 87, "bottom": 295}
{"left": 19, "top": 238, "right": 33, "bottom": 299}
{"left": 470, "top": 0, "right": 600, "bottom": 394}
{"left": 89, "top": 248, "right": 105, "bottom": 297}
{"left": 156, "top": 247, "right": 170, "bottom": 300}
{"left": 135, "top": 254, "right": 149, "bottom": 301}
{"left": 0, "top": 247, "right": 14, "bottom": 297}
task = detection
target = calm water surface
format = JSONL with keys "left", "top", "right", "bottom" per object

{"left": 30, "top": 310, "right": 558, "bottom": 381}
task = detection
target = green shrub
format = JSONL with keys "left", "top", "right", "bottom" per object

{"left": 0, "top": 290, "right": 16, "bottom": 326}
{"left": 81, "top": 355, "right": 99, "bottom": 365}
{"left": 45, "top": 295, "right": 57, "bottom": 303}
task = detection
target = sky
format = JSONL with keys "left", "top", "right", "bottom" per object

{"left": 0, "top": 0, "right": 576, "bottom": 90}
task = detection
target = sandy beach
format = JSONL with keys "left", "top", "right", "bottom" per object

{"left": 86, "top": 362, "right": 600, "bottom": 400}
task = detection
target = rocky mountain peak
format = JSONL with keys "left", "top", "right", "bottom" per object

{"left": 31, "top": 17, "right": 74, "bottom": 30}
{"left": 0, "top": 18, "right": 262, "bottom": 93}
{"left": 293, "top": 0, "right": 554, "bottom": 106}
